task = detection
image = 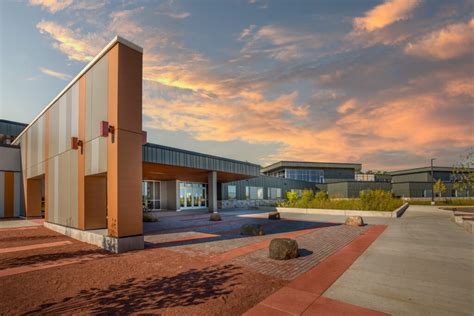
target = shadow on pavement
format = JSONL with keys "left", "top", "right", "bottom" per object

{"left": 25, "top": 264, "right": 242, "bottom": 314}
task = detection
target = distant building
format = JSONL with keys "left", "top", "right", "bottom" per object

{"left": 261, "top": 161, "right": 361, "bottom": 183}
{"left": 0, "top": 119, "right": 27, "bottom": 218}
{"left": 390, "top": 167, "right": 473, "bottom": 198}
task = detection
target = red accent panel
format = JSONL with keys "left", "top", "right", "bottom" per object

{"left": 100, "top": 121, "right": 109, "bottom": 137}
{"left": 71, "top": 137, "right": 79, "bottom": 149}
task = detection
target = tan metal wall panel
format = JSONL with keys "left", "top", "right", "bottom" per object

{"left": 69, "top": 150, "right": 78, "bottom": 227}
{"left": 71, "top": 81, "right": 79, "bottom": 138}
{"left": 58, "top": 96, "right": 67, "bottom": 154}
{"left": 91, "top": 55, "right": 109, "bottom": 140}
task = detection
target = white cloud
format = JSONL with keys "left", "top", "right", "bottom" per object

{"left": 354, "top": 0, "right": 421, "bottom": 32}
{"left": 39, "top": 67, "right": 72, "bottom": 80}
{"left": 404, "top": 18, "right": 474, "bottom": 60}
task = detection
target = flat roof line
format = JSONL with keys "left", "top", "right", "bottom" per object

{"left": 0, "top": 119, "right": 28, "bottom": 127}
{"left": 144, "top": 142, "right": 261, "bottom": 168}
{"left": 12, "top": 36, "right": 143, "bottom": 145}
{"left": 388, "top": 166, "right": 471, "bottom": 175}
{"left": 262, "top": 160, "right": 362, "bottom": 171}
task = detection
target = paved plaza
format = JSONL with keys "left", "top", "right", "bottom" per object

{"left": 0, "top": 206, "right": 472, "bottom": 315}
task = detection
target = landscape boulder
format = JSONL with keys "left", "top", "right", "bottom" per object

{"left": 269, "top": 238, "right": 299, "bottom": 260}
{"left": 240, "top": 224, "right": 265, "bottom": 236}
{"left": 268, "top": 211, "right": 280, "bottom": 220}
{"left": 345, "top": 216, "right": 364, "bottom": 226}
{"left": 209, "top": 213, "right": 222, "bottom": 221}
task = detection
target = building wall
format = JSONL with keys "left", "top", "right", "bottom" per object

{"left": 0, "top": 146, "right": 23, "bottom": 218}
{"left": 327, "top": 181, "right": 392, "bottom": 198}
{"left": 15, "top": 39, "right": 143, "bottom": 238}
{"left": 323, "top": 168, "right": 356, "bottom": 182}
{"left": 391, "top": 181, "right": 471, "bottom": 198}
{"left": 220, "top": 175, "right": 315, "bottom": 201}
{"left": 392, "top": 172, "right": 430, "bottom": 183}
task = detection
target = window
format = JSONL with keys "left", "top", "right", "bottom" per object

{"left": 227, "top": 185, "right": 237, "bottom": 200}
{"left": 245, "top": 186, "right": 264, "bottom": 200}
{"left": 285, "top": 169, "right": 325, "bottom": 183}
{"left": 267, "top": 187, "right": 282, "bottom": 199}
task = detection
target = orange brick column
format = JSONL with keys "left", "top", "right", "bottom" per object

{"left": 107, "top": 42, "right": 143, "bottom": 238}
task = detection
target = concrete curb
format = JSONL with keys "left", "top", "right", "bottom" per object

{"left": 43, "top": 221, "right": 144, "bottom": 253}
{"left": 276, "top": 203, "right": 409, "bottom": 218}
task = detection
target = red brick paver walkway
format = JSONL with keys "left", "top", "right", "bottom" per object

{"left": 244, "top": 225, "right": 388, "bottom": 316}
{"left": 0, "top": 240, "right": 72, "bottom": 254}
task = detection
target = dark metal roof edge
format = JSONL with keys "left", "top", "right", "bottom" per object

{"left": 0, "top": 119, "right": 28, "bottom": 127}
{"left": 388, "top": 166, "right": 472, "bottom": 175}
{"left": 262, "top": 160, "right": 362, "bottom": 171}
{"left": 143, "top": 143, "right": 261, "bottom": 169}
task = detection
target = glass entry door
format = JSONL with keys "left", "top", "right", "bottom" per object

{"left": 179, "top": 182, "right": 207, "bottom": 209}
{"left": 142, "top": 181, "right": 160, "bottom": 210}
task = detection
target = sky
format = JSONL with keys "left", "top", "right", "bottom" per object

{"left": 0, "top": 0, "right": 473, "bottom": 171}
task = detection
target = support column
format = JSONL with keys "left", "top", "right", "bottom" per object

{"left": 208, "top": 171, "right": 218, "bottom": 213}
{"left": 107, "top": 42, "right": 143, "bottom": 239}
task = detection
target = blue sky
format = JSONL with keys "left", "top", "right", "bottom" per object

{"left": 1, "top": 0, "right": 473, "bottom": 170}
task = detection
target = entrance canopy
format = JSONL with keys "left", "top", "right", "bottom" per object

{"left": 142, "top": 143, "right": 260, "bottom": 183}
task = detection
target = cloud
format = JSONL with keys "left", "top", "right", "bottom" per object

{"left": 336, "top": 99, "right": 357, "bottom": 114}
{"left": 156, "top": 0, "right": 191, "bottom": 19}
{"left": 29, "top": 0, "right": 106, "bottom": 13}
{"left": 39, "top": 67, "right": 72, "bottom": 80}
{"left": 404, "top": 18, "right": 474, "bottom": 60}
{"left": 165, "top": 11, "right": 191, "bottom": 19}
{"left": 109, "top": 8, "right": 144, "bottom": 37}
{"left": 353, "top": 0, "right": 421, "bottom": 32}
{"left": 29, "top": 0, "right": 73, "bottom": 13}
{"left": 445, "top": 78, "right": 474, "bottom": 98}
{"left": 36, "top": 20, "right": 104, "bottom": 61}
{"left": 240, "top": 25, "right": 322, "bottom": 60}
{"left": 32, "top": 1, "right": 473, "bottom": 170}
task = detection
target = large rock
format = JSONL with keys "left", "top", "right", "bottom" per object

{"left": 268, "top": 211, "right": 280, "bottom": 220}
{"left": 345, "top": 216, "right": 364, "bottom": 226}
{"left": 240, "top": 224, "right": 265, "bottom": 236}
{"left": 269, "top": 238, "right": 299, "bottom": 260}
{"left": 209, "top": 213, "right": 222, "bottom": 221}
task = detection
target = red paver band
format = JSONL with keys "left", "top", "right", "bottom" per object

{"left": 0, "top": 240, "right": 72, "bottom": 254}
{"left": 244, "top": 225, "right": 388, "bottom": 316}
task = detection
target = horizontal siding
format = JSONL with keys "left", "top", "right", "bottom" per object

{"left": 143, "top": 143, "right": 260, "bottom": 176}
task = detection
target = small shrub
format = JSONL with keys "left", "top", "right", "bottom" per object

{"left": 296, "top": 189, "right": 314, "bottom": 208}
{"left": 286, "top": 191, "right": 298, "bottom": 206}
{"left": 314, "top": 191, "right": 329, "bottom": 201}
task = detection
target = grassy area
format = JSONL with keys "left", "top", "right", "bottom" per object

{"left": 408, "top": 199, "right": 474, "bottom": 206}
{"left": 279, "top": 189, "right": 404, "bottom": 212}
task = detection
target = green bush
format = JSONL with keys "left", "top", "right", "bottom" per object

{"left": 314, "top": 191, "right": 329, "bottom": 201}
{"left": 285, "top": 191, "right": 298, "bottom": 206}
{"left": 280, "top": 189, "right": 403, "bottom": 212}
{"left": 296, "top": 189, "right": 314, "bottom": 208}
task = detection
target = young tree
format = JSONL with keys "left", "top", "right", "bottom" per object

{"left": 433, "top": 179, "right": 446, "bottom": 197}
{"left": 452, "top": 148, "right": 474, "bottom": 195}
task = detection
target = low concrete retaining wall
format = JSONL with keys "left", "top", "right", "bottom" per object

{"left": 276, "top": 203, "right": 409, "bottom": 218}
{"left": 43, "top": 221, "right": 144, "bottom": 253}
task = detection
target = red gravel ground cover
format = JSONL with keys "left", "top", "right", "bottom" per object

{"left": 0, "top": 214, "right": 376, "bottom": 315}
{"left": 0, "top": 227, "right": 285, "bottom": 315}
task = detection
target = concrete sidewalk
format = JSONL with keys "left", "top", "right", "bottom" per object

{"left": 320, "top": 205, "right": 474, "bottom": 315}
